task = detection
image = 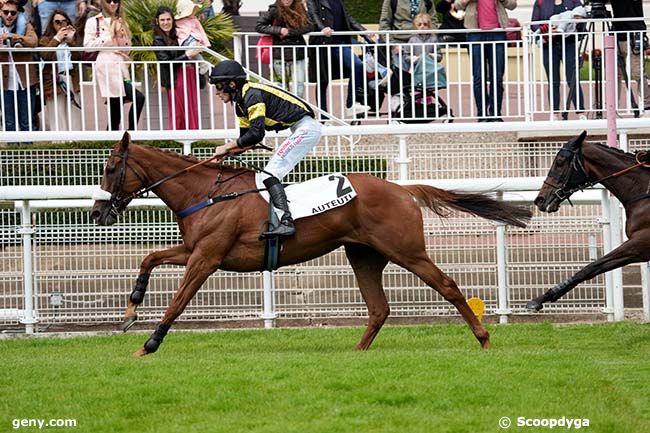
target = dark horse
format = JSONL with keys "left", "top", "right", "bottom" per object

{"left": 91, "top": 133, "right": 531, "bottom": 356}
{"left": 529, "top": 131, "right": 650, "bottom": 311}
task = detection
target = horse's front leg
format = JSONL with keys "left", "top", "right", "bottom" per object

{"left": 133, "top": 253, "right": 220, "bottom": 356}
{"left": 122, "top": 245, "right": 190, "bottom": 332}
{"left": 527, "top": 238, "right": 647, "bottom": 311}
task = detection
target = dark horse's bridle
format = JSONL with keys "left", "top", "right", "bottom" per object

{"left": 545, "top": 146, "right": 650, "bottom": 206}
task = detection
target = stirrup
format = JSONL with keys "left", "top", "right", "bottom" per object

{"left": 261, "top": 220, "right": 295, "bottom": 238}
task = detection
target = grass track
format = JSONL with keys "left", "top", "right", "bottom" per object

{"left": 1, "top": 323, "right": 649, "bottom": 433}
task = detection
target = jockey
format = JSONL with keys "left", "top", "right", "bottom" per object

{"left": 210, "top": 60, "right": 322, "bottom": 238}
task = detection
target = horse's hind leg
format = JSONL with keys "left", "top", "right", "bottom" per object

{"left": 344, "top": 244, "right": 389, "bottom": 351}
{"left": 397, "top": 253, "right": 490, "bottom": 349}
{"left": 122, "top": 245, "right": 190, "bottom": 332}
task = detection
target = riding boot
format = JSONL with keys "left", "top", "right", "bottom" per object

{"left": 262, "top": 177, "right": 296, "bottom": 237}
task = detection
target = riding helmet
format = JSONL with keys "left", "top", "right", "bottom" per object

{"left": 209, "top": 60, "right": 247, "bottom": 90}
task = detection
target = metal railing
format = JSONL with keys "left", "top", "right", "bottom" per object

{"left": 1, "top": 16, "right": 648, "bottom": 143}
{"left": 2, "top": 130, "right": 650, "bottom": 332}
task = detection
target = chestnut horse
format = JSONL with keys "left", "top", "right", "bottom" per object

{"left": 529, "top": 131, "right": 650, "bottom": 311}
{"left": 91, "top": 133, "right": 531, "bottom": 356}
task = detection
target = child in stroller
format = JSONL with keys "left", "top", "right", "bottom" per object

{"left": 390, "top": 13, "right": 453, "bottom": 123}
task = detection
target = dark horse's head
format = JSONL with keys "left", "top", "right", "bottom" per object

{"left": 534, "top": 131, "right": 589, "bottom": 213}
{"left": 91, "top": 132, "right": 146, "bottom": 226}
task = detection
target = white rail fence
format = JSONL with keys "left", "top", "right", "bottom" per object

{"left": 1, "top": 17, "right": 649, "bottom": 143}
{"left": 2, "top": 126, "right": 650, "bottom": 332}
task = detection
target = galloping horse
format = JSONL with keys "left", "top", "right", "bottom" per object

{"left": 529, "top": 131, "right": 650, "bottom": 311}
{"left": 92, "top": 133, "right": 531, "bottom": 356}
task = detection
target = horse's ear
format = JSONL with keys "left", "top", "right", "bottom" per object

{"left": 565, "top": 130, "right": 587, "bottom": 150}
{"left": 119, "top": 131, "right": 131, "bottom": 151}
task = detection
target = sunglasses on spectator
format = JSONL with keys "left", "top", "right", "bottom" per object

{"left": 2, "top": 10, "right": 18, "bottom": 16}
{"left": 108, "top": 0, "right": 120, "bottom": 4}
{"left": 53, "top": 19, "right": 69, "bottom": 25}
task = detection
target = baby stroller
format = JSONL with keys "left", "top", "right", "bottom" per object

{"left": 389, "top": 54, "right": 453, "bottom": 123}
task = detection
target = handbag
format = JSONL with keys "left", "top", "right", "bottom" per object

{"left": 256, "top": 35, "right": 273, "bottom": 65}
{"left": 81, "top": 17, "right": 101, "bottom": 62}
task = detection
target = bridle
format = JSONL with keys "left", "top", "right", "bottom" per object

{"left": 103, "top": 146, "right": 273, "bottom": 220}
{"left": 105, "top": 148, "right": 149, "bottom": 220}
{"left": 544, "top": 146, "right": 650, "bottom": 206}
{"left": 542, "top": 147, "right": 589, "bottom": 206}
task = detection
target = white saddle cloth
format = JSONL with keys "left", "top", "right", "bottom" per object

{"left": 256, "top": 173, "right": 357, "bottom": 220}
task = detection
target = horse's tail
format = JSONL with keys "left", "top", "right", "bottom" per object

{"left": 403, "top": 184, "right": 532, "bottom": 228}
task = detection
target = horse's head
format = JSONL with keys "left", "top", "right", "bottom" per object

{"left": 534, "top": 131, "right": 589, "bottom": 213}
{"left": 91, "top": 132, "right": 147, "bottom": 226}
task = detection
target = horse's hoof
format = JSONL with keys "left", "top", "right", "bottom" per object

{"left": 526, "top": 299, "right": 544, "bottom": 311}
{"left": 121, "top": 315, "right": 138, "bottom": 332}
{"left": 481, "top": 340, "right": 491, "bottom": 350}
{"left": 132, "top": 347, "right": 149, "bottom": 357}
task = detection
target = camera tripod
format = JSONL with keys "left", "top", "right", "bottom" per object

{"left": 571, "top": 5, "right": 640, "bottom": 119}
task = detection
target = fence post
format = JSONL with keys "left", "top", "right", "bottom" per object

{"left": 17, "top": 201, "right": 38, "bottom": 333}
{"left": 599, "top": 190, "right": 614, "bottom": 321}
{"left": 396, "top": 135, "right": 410, "bottom": 181}
{"left": 641, "top": 262, "right": 650, "bottom": 322}
{"left": 522, "top": 25, "right": 532, "bottom": 122}
{"left": 261, "top": 270, "right": 277, "bottom": 328}
{"left": 494, "top": 193, "right": 511, "bottom": 323}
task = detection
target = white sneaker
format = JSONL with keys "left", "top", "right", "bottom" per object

{"left": 552, "top": 113, "right": 562, "bottom": 121}
{"left": 390, "top": 94, "right": 402, "bottom": 111}
{"left": 578, "top": 113, "right": 588, "bottom": 121}
{"left": 345, "top": 102, "right": 370, "bottom": 118}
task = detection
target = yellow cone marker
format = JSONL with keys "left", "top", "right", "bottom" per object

{"left": 467, "top": 297, "right": 485, "bottom": 322}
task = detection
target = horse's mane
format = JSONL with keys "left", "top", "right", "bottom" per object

{"left": 141, "top": 145, "right": 253, "bottom": 172}
{"left": 589, "top": 141, "right": 637, "bottom": 161}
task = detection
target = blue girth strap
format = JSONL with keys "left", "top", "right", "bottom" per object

{"left": 175, "top": 190, "right": 257, "bottom": 219}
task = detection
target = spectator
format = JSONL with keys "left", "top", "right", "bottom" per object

{"left": 379, "top": 0, "right": 438, "bottom": 44}
{"left": 153, "top": 6, "right": 201, "bottom": 130}
{"left": 610, "top": 0, "right": 650, "bottom": 115}
{"left": 455, "top": 0, "right": 517, "bottom": 122}
{"left": 531, "top": 0, "right": 585, "bottom": 121}
{"left": 307, "top": 0, "right": 371, "bottom": 118}
{"left": 0, "top": 0, "right": 39, "bottom": 132}
{"left": 1, "top": 0, "right": 27, "bottom": 34}
{"left": 37, "top": 0, "right": 83, "bottom": 36}
{"left": 437, "top": 0, "right": 466, "bottom": 44}
{"left": 83, "top": 0, "right": 145, "bottom": 131}
{"left": 174, "top": 0, "right": 210, "bottom": 75}
{"left": 255, "top": 0, "right": 313, "bottom": 99}
{"left": 403, "top": 13, "right": 440, "bottom": 66}
{"left": 39, "top": 9, "right": 83, "bottom": 131}
{"left": 200, "top": 0, "right": 214, "bottom": 19}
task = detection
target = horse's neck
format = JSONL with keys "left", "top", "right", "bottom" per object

{"left": 584, "top": 144, "right": 647, "bottom": 204}
{"left": 134, "top": 147, "right": 252, "bottom": 212}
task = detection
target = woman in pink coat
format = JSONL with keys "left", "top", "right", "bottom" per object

{"left": 83, "top": 0, "right": 145, "bottom": 130}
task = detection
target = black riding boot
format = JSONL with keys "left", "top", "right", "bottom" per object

{"left": 262, "top": 177, "right": 296, "bottom": 237}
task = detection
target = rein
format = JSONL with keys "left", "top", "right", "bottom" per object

{"left": 107, "top": 146, "right": 276, "bottom": 220}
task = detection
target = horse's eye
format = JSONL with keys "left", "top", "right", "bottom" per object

{"left": 105, "top": 165, "right": 116, "bottom": 175}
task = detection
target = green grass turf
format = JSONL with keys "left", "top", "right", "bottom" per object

{"left": 1, "top": 323, "right": 649, "bottom": 433}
